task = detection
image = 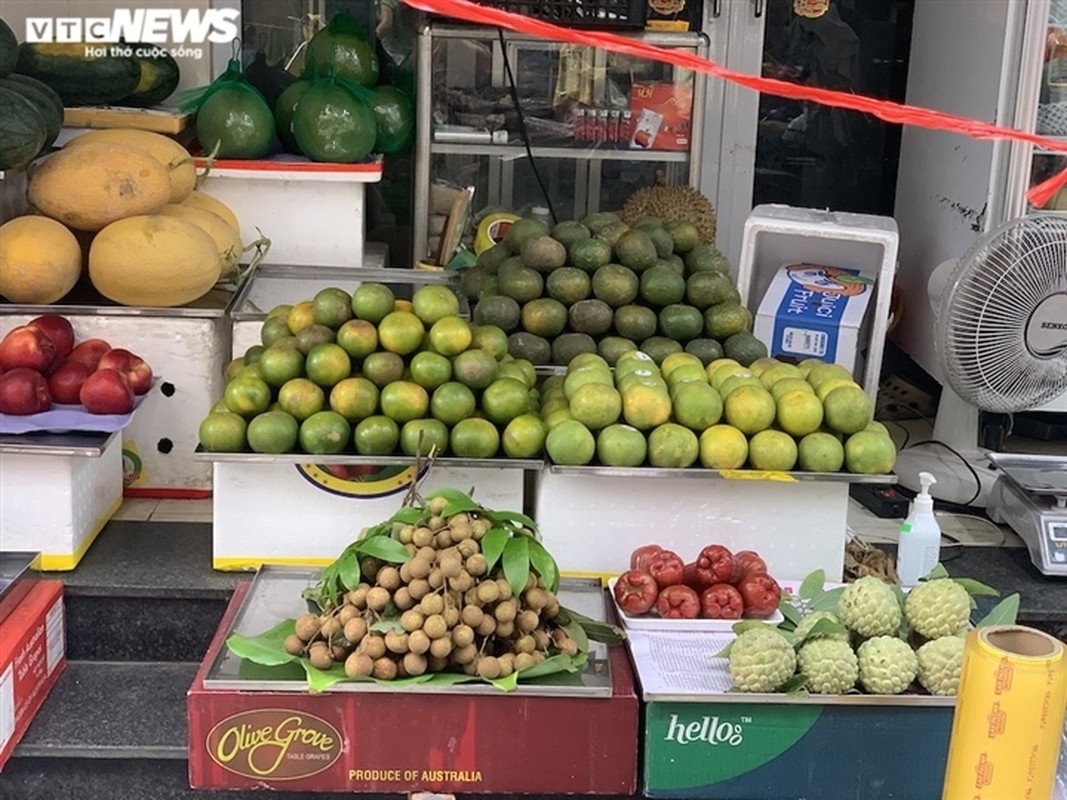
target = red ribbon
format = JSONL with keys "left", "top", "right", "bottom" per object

{"left": 403, "top": 0, "right": 1067, "bottom": 208}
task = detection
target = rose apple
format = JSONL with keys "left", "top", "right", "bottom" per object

{"left": 48, "top": 360, "right": 93, "bottom": 404}
{"left": 0, "top": 326, "right": 58, "bottom": 373}
{"left": 67, "top": 338, "right": 112, "bottom": 370}
{"left": 97, "top": 348, "right": 153, "bottom": 395}
{"left": 737, "top": 574, "right": 782, "bottom": 618}
{"left": 27, "top": 315, "right": 75, "bottom": 357}
{"left": 80, "top": 369, "right": 134, "bottom": 414}
{"left": 613, "top": 569, "right": 659, "bottom": 615}
{"left": 0, "top": 368, "right": 52, "bottom": 415}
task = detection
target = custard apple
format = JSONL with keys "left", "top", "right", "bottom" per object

{"left": 794, "top": 611, "right": 849, "bottom": 643}
{"left": 857, "top": 636, "right": 919, "bottom": 694}
{"left": 838, "top": 576, "right": 902, "bottom": 638}
{"left": 916, "top": 636, "right": 965, "bottom": 696}
{"left": 904, "top": 579, "right": 970, "bottom": 639}
{"left": 728, "top": 628, "right": 797, "bottom": 693}
{"left": 797, "top": 638, "right": 858, "bottom": 694}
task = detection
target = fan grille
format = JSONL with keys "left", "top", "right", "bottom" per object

{"left": 937, "top": 214, "right": 1067, "bottom": 412}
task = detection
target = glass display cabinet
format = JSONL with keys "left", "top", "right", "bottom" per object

{"left": 413, "top": 22, "right": 709, "bottom": 261}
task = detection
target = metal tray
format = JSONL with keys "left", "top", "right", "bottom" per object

{"left": 547, "top": 464, "right": 897, "bottom": 484}
{"left": 193, "top": 447, "right": 543, "bottom": 470}
{"left": 204, "top": 566, "right": 613, "bottom": 697}
{"left": 230, "top": 264, "right": 461, "bottom": 320}
{"left": 0, "top": 430, "right": 117, "bottom": 457}
{"left": 988, "top": 453, "right": 1067, "bottom": 496}
{"left": 0, "top": 551, "right": 41, "bottom": 627}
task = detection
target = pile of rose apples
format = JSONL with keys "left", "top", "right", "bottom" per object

{"left": 0, "top": 315, "right": 153, "bottom": 416}
{"left": 614, "top": 543, "right": 783, "bottom": 620}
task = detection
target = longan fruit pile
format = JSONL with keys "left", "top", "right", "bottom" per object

{"left": 285, "top": 497, "right": 579, "bottom": 681}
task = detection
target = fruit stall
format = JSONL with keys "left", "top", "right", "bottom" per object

{"left": 2, "top": 3, "right": 1066, "bottom": 799}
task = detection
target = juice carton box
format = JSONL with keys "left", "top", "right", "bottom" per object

{"left": 753, "top": 262, "right": 875, "bottom": 377}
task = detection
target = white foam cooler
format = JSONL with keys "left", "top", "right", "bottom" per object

{"left": 533, "top": 467, "right": 889, "bottom": 582}
{"left": 195, "top": 156, "right": 383, "bottom": 269}
{"left": 736, "top": 205, "right": 898, "bottom": 405}
{"left": 0, "top": 432, "right": 123, "bottom": 570}
{"left": 1, "top": 298, "right": 233, "bottom": 495}
{"left": 203, "top": 453, "right": 537, "bottom": 571}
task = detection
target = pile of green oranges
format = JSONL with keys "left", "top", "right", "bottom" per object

{"left": 198, "top": 282, "right": 547, "bottom": 459}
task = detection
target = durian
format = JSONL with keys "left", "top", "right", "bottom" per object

{"left": 620, "top": 184, "right": 717, "bottom": 245}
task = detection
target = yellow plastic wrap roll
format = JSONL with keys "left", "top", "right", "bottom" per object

{"left": 942, "top": 625, "right": 1067, "bottom": 800}
{"left": 474, "top": 213, "right": 520, "bottom": 255}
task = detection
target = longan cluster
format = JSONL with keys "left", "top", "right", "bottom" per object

{"left": 285, "top": 498, "right": 578, "bottom": 681}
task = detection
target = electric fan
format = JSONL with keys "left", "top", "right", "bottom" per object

{"left": 893, "top": 213, "right": 1067, "bottom": 508}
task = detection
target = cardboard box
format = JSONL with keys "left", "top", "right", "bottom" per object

{"left": 753, "top": 262, "right": 875, "bottom": 377}
{"left": 628, "top": 82, "right": 692, "bottom": 151}
{"left": 0, "top": 580, "right": 66, "bottom": 771}
{"left": 188, "top": 583, "right": 639, "bottom": 793}
{"left": 643, "top": 699, "right": 953, "bottom": 798}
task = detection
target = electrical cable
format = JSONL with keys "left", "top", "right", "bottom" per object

{"left": 497, "top": 27, "right": 559, "bottom": 225}
{"left": 902, "top": 439, "right": 984, "bottom": 508}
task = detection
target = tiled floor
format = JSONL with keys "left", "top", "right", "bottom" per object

{"left": 110, "top": 497, "right": 213, "bottom": 523}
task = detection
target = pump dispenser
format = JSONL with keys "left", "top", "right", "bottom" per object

{"left": 896, "top": 472, "right": 942, "bottom": 586}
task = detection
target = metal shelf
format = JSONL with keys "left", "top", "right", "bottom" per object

{"left": 546, "top": 464, "right": 898, "bottom": 484}
{"left": 429, "top": 142, "right": 691, "bottom": 163}
{"left": 0, "top": 431, "right": 117, "bottom": 458}
{"left": 193, "top": 448, "right": 543, "bottom": 470}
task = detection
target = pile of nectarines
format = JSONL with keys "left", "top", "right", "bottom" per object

{"left": 0, "top": 316, "right": 153, "bottom": 416}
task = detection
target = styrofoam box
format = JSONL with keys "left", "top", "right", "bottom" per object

{"left": 534, "top": 470, "right": 850, "bottom": 582}
{"left": 736, "top": 205, "right": 899, "bottom": 405}
{"left": 211, "top": 461, "right": 527, "bottom": 570}
{"left": 1, "top": 304, "right": 231, "bottom": 494}
{"left": 0, "top": 434, "right": 122, "bottom": 570}
{"left": 196, "top": 158, "right": 383, "bottom": 269}
{"left": 229, "top": 263, "right": 461, "bottom": 359}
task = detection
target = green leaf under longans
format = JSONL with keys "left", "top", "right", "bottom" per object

{"left": 226, "top": 620, "right": 297, "bottom": 666}
{"left": 337, "top": 552, "right": 360, "bottom": 589}
{"left": 389, "top": 507, "right": 424, "bottom": 525}
{"left": 952, "top": 578, "right": 1000, "bottom": 598}
{"left": 798, "top": 570, "right": 826, "bottom": 600}
{"left": 488, "top": 671, "right": 519, "bottom": 692}
{"left": 809, "top": 586, "right": 845, "bottom": 613}
{"left": 976, "top": 593, "right": 1020, "bottom": 627}
{"left": 302, "top": 659, "right": 350, "bottom": 693}
{"left": 527, "top": 539, "right": 560, "bottom": 594}
{"left": 488, "top": 509, "right": 538, "bottom": 533}
{"left": 369, "top": 618, "right": 404, "bottom": 634}
{"left": 354, "top": 535, "right": 411, "bottom": 564}
{"left": 555, "top": 607, "right": 625, "bottom": 644}
{"left": 561, "top": 616, "right": 589, "bottom": 653}
{"left": 502, "top": 536, "right": 531, "bottom": 597}
{"left": 518, "top": 651, "right": 586, "bottom": 679}
{"left": 481, "top": 528, "right": 509, "bottom": 572}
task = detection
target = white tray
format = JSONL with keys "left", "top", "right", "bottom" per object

{"left": 608, "top": 577, "right": 786, "bottom": 632}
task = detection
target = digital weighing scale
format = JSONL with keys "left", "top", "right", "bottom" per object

{"left": 987, "top": 454, "right": 1067, "bottom": 576}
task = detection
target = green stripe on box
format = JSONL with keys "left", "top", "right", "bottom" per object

{"left": 644, "top": 702, "right": 823, "bottom": 790}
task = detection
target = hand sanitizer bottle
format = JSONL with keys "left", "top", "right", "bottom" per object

{"left": 896, "top": 472, "right": 942, "bottom": 586}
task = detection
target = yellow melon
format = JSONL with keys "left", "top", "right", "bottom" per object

{"left": 180, "top": 190, "right": 241, "bottom": 233}
{"left": 65, "top": 129, "right": 196, "bottom": 203}
{"left": 28, "top": 142, "right": 172, "bottom": 231}
{"left": 0, "top": 216, "right": 82, "bottom": 304}
{"left": 157, "top": 203, "right": 242, "bottom": 278}
{"left": 89, "top": 215, "right": 220, "bottom": 307}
